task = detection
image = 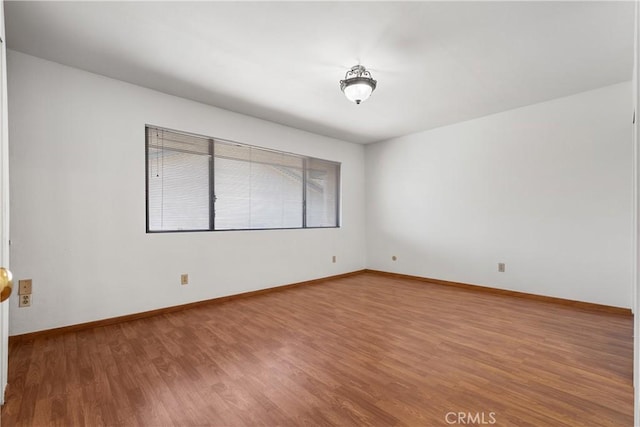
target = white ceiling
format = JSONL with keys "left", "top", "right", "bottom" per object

{"left": 4, "top": 1, "right": 634, "bottom": 144}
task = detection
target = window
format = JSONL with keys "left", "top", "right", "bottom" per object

{"left": 146, "top": 126, "right": 340, "bottom": 232}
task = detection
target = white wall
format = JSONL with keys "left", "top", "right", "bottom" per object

{"left": 366, "top": 82, "right": 634, "bottom": 308}
{"left": 7, "top": 50, "right": 366, "bottom": 335}
{"left": 6, "top": 46, "right": 634, "bottom": 336}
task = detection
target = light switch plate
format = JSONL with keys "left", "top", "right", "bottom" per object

{"left": 19, "top": 279, "right": 32, "bottom": 295}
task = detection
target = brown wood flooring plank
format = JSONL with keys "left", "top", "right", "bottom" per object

{"left": 1, "top": 272, "right": 633, "bottom": 426}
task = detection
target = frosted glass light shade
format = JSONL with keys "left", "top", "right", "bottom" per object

{"left": 343, "top": 82, "right": 373, "bottom": 104}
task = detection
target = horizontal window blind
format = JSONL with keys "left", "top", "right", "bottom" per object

{"left": 214, "top": 141, "right": 304, "bottom": 230}
{"left": 147, "top": 128, "right": 211, "bottom": 231}
{"left": 306, "top": 158, "right": 340, "bottom": 227}
{"left": 146, "top": 126, "right": 340, "bottom": 232}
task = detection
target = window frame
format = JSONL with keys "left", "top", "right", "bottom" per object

{"left": 145, "top": 125, "right": 341, "bottom": 233}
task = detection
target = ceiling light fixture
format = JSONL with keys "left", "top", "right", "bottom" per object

{"left": 340, "top": 65, "right": 377, "bottom": 104}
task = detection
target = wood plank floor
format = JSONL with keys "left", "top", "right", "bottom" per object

{"left": 1, "top": 272, "right": 633, "bottom": 426}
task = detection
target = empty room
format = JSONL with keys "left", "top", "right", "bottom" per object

{"left": 0, "top": 1, "right": 639, "bottom": 426}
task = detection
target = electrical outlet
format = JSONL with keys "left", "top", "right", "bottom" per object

{"left": 332, "top": 256, "right": 336, "bottom": 263}
{"left": 181, "top": 274, "right": 189, "bottom": 285}
{"left": 19, "top": 294, "right": 31, "bottom": 307}
{"left": 498, "top": 263, "right": 506, "bottom": 273}
{"left": 19, "top": 279, "right": 32, "bottom": 295}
